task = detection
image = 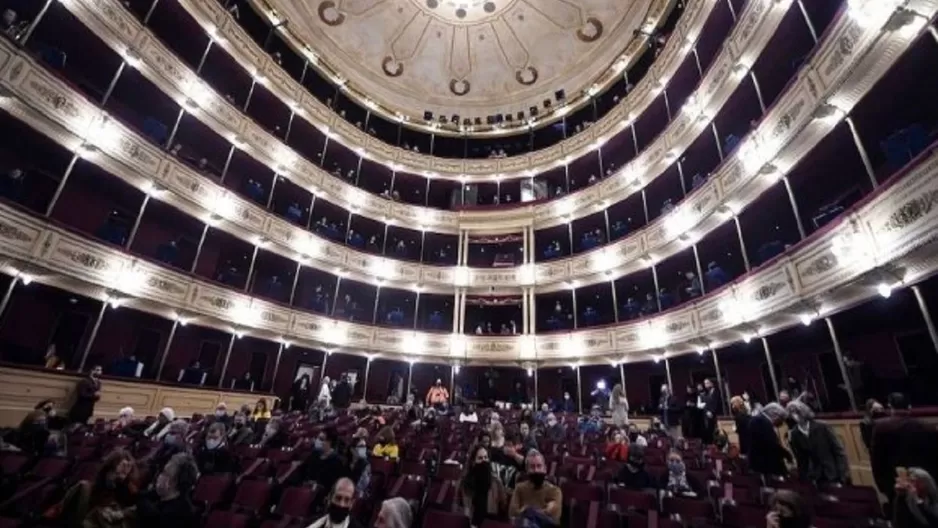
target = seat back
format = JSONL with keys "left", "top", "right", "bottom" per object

{"left": 421, "top": 509, "right": 470, "bottom": 528}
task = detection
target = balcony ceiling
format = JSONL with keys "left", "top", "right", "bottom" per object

{"left": 267, "top": 0, "right": 654, "bottom": 122}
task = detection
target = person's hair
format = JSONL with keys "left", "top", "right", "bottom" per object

{"left": 34, "top": 400, "right": 54, "bottom": 411}
{"left": 906, "top": 468, "right": 938, "bottom": 524}
{"left": 769, "top": 489, "right": 812, "bottom": 528}
{"left": 524, "top": 449, "right": 544, "bottom": 470}
{"left": 729, "top": 395, "right": 745, "bottom": 412}
{"left": 380, "top": 497, "right": 415, "bottom": 528}
{"left": 255, "top": 398, "right": 268, "bottom": 411}
{"left": 206, "top": 422, "right": 227, "bottom": 438}
{"left": 462, "top": 444, "right": 491, "bottom": 492}
{"left": 376, "top": 426, "right": 395, "bottom": 444}
{"left": 888, "top": 392, "right": 909, "bottom": 410}
{"left": 786, "top": 400, "right": 815, "bottom": 421}
{"left": 864, "top": 398, "right": 879, "bottom": 414}
{"left": 19, "top": 410, "right": 46, "bottom": 430}
{"left": 323, "top": 427, "right": 339, "bottom": 447}
{"left": 166, "top": 453, "right": 200, "bottom": 495}
{"left": 93, "top": 449, "right": 136, "bottom": 494}
{"left": 761, "top": 402, "right": 788, "bottom": 423}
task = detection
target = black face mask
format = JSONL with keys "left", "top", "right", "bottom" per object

{"left": 627, "top": 458, "right": 644, "bottom": 471}
{"left": 778, "top": 516, "right": 799, "bottom": 528}
{"left": 528, "top": 472, "right": 546, "bottom": 488}
{"left": 327, "top": 504, "right": 350, "bottom": 524}
{"left": 785, "top": 417, "right": 797, "bottom": 429}
{"left": 871, "top": 410, "right": 886, "bottom": 420}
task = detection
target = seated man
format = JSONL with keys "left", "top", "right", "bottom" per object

{"left": 308, "top": 477, "right": 364, "bottom": 528}
{"left": 509, "top": 450, "right": 561, "bottom": 527}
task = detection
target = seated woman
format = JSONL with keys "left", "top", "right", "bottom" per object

{"left": 259, "top": 417, "right": 288, "bottom": 449}
{"left": 460, "top": 444, "right": 507, "bottom": 528}
{"left": 252, "top": 398, "right": 272, "bottom": 420}
{"left": 659, "top": 449, "right": 702, "bottom": 496}
{"left": 48, "top": 449, "right": 137, "bottom": 527}
{"left": 194, "top": 422, "right": 237, "bottom": 475}
{"left": 460, "top": 404, "right": 479, "bottom": 423}
{"left": 372, "top": 426, "right": 400, "bottom": 460}
{"left": 347, "top": 436, "right": 372, "bottom": 499}
{"left": 604, "top": 429, "right": 630, "bottom": 462}
{"left": 616, "top": 445, "right": 654, "bottom": 489}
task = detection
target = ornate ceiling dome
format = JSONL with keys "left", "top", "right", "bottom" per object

{"left": 268, "top": 0, "right": 655, "bottom": 122}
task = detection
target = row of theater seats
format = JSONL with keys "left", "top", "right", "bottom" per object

{"left": 0, "top": 407, "right": 885, "bottom": 528}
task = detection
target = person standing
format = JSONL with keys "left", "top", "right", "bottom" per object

{"left": 68, "top": 365, "right": 102, "bottom": 425}
{"left": 786, "top": 400, "right": 849, "bottom": 484}
{"left": 659, "top": 384, "right": 679, "bottom": 438}
{"left": 332, "top": 375, "right": 353, "bottom": 410}
{"left": 700, "top": 378, "right": 722, "bottom": 443}
{"left": 291, "top": 374, "right": 311, "bottom": 412}
{"left": 610, "top": 383, "right": 629, "bottom": 428}
{"left": 426, "top": 378, "right": 450, "bottom": 410}
{"left": 748, "top": 403, "right": 792, "bottom": 478}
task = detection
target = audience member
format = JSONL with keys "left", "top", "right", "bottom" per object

{"left": 227, "top": 412, "right": 255, "bottom": 446}
{"left": 211, "top": 402, "right": 231, "bottom": 428}
{"left": 604, "top": 428, "right": 630, "bottom": 462}
{"left": 700, "top": 378, "right": 722, "bottom": 442}
{"left": 194, "top": 422, "right": 236, "bottom": 475}
{"left": 302, "top": 428, "right": 348, "bottom": 493}
{"left": 730, "top": 395, "right": 752, "bottom": 455}
{"left": 616, "top": 445, "right": 654, "bottom": 489}
{"left": 143, "top": 407, "right": 175, "bottom": 439}
{"left": 44, "top": 343, "right": 64, "bottom": 370}
{"left": 872, "top": 392, "right": 938, "bottom": 507}
{"left": 860, "top": 398, "right": 885, "bottom": 453}
{"left": 748, "top": 403, "right": 792, "bottom": 477}
{"left": 12, "top": 410, "right": 51, "bottom": 456}
{"left": 766, "top": 490, "right": 812, "bottom": 528}
{"left": 259, "top": 416, "right": 288, "bottom": 449}
{"left": 660, "top": 384, "right": 679, "bottom": 438}
{"left": 461, "top": 444, "right": 507, "bottom": 527}
{"left": 346, "top": 436, "right": 371, "bottom": 499}
{"left": 50, "top": 449, "right": 137, "bottom": 526}
{"left": 332, "top": 375, "right": 353, "bottom": 409}
{"left": 611, "top": 383, "right": 629, "bottom": 427}
{"left": 148, "top": 420, "right": 190, "bottom": 478}
{"left": 509, "top": 450, "right": 561, "bottom": 526}
{"left": 318, "top": 376, "right": 333, "bottom": 406}
{"left": 460, "top": 404, "right": 479, "bottom": 423}
{"left": 252, "top": 398, "right": 272, "bottom": 420}
{"left": 893, "top": 467, "right": 938, "bottom": 528}
{"left": 661, "top": 449, "right": 701, "bottom": 496}
{"left": 374, "top": 496, "right": 414, "bottom": 528}
{"left": 291, "top": 374, "right": 312, "bottom": 412}
{"left": 786, "top": 400, "right": 849, "bottom": 484}
{"left": 372, "top": 426, "right": 400, "bottom": 460}
{"left": 426, "top": 378, "right": 450, "bottom": 409}
{"left": 136, "top": 453, "right": 200, "bottom": 528}
{"left": 68, "top": 365, "right": 102, "bottom": 425}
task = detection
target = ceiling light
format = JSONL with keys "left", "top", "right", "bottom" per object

{"left": 800, "top": 313, "right": 813, "bottom": 326}
{"left": 877, "top": 283, "right": 893, "bottom": 298}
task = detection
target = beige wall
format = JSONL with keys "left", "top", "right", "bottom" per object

{"left": 0, "top": 366, "right": 269, "bottom": 427}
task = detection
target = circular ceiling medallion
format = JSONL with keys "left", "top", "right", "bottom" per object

{"left": 413, "top": 0, "right": 519, "bottom": 24}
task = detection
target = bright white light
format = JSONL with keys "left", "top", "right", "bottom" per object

{"left": 108, "top": 297, "right": 123, "bottom": 309}
{"left": 183, "top": 79, "right": 212, "bottom": 108}
{"left": 555, "top": 197, "right": 576, "bottom": 217}
{"left": 213, "top": 193, "right": 237, "bottom": 220}
{"left": 231, "top": 302, "right": 259, "bottom": 326}
{"left": 742, "top": 334, "right": 752, "bottom": 343}
{"left": 527, "top": 367, "right": 534, "bottom": 377}
{"left": 592, "top": 249, "right": 618, "bottom": 273}
{"left": 596, "top": 380, "right": 606, "bottom": 390}
{"left": 453, "top": 266, "right": 470, "bottom": 287}
{"left": 696, "top": 347, "right": 704, "bottom": 355}
{"left": 518, "top": 264, "right": 535, "bottom": 286}
{"left": 640, "top": 325, "right": 667, "bottom": 348}
{"left": 720, "top": 299, "right": 748, "bottom": 325}
{"left": 18, "top": 273, "right": 32, "bottom": 285}
{"left": 653, "top": 356, "right": 661, "bottom": 364}
{"left": 323, "top": 324, "right": 346, "bottom": 345}
{"left": 683, "top": 94, "right": 702, "bottom": 117}
{"left": 86, "top": 116, "right": 123, "bottom": 152}
{"left": 454, "top": 365, "right": 461, "bottom": 375}
{"left": 737, "top": 138, "right": 768, "bottom": 172}
{"left": 800, "top": 313, "right": 814, "bottom": 326}
{"left": 371, "top": 258, "right": 394, "bottom": 280}
{"left": 665, "top": 209, "right": 695, "bottom": 238}
{"left": 898, "top": 14, "right": 927, "bottom": 38}
{"left": 449, "top": 334, "right": 466, "bottom": 357}
{"left": 402, "top": 332, "right": 426, "bottom": 353}
{"left": 847, "top": 0, "right": 903, "bottom": 28}
{"left": 877, "top": 283, "right": 893, "bottom": 298}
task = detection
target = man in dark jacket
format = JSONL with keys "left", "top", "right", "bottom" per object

{"left": 195, "top": 422, "right": 237, "bottom": 475}
{"left": 748, "top": 403, "right": 792, "bottom": 477}
{"left": 68, "top": 365, "right": 102, "bottom": 425}
{"left": 786, "top": 401, "right": 848, "bottom": 484}
{"left": 871, "top": 393, "right": 938, "bottom": 506}
{"left": 300, "top": 428, "right": 349, "bottom": 495}
{"left": 332, "top": 375, "right": 353, "bottom": 410}
{"left": 700, "top": 378, "right": 722, "bottom": 442}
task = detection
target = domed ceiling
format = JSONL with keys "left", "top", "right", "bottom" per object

{"left": 267, "top": 0, "right": 655, "bottom": 123}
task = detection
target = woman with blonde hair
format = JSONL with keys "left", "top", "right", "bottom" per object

{"left": 252, "top": 398, "right": 271, "bottom": 420}
{"left": 610, "top": 383, "right": 629, "bottom": 427}
{"left": 372, "top": 426, "right": 400, "bottom": 460}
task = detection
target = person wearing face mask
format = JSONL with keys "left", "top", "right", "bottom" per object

{"left": 227, "top": 412, "right": 256, "bottom": 446}
{"left": 579, "top": 405, "right": 604, "bottom": 435}
{"left": 108, "top": 406, "right": 136, "bottom": 435}
{"left": 748, "top": 403, "right": 793, "bottom": 478}
{"left": 136, "top": 453, "right": 200, "bottom": 528}
{"left": 786, "top": 400, "right": 848, "bottom": 485}
{"left": 299, "top": 428, "right": 349, "bottom": 493}
{"left": 859, "top": 398, "right": 885, "bottom": 454}
{"left": 210, "top": 402, "right": 231, "bottom": 428}
{"left": 661, "top": 449, "right": 701, "bottom": 496}
{"left": 149, "top": 420, "right": 190, "bottom": 479}
{"left": 560, "top": 392, "right": 575, "bottom": 413}
{"left": 461, "top": 444, "right": 507, "bottom": 528}
{"left": 535, "top": 403, "right": 551, "bottom": 424}
{"left": 372, "top": 426, "right": 399, "bottom": 460}
{"left": 308, "top": 477, "right": 364, "bottom": 528}
{"left": 195, "top": 422, "right": 236, "bottom": 476}
{"left": 519, "top": 422, "right": 538, "bottom": 452}
{"left": 616, "top": 445, "right": 653, "bottom": 489}
{"left": 765, "top": 489, "right": 812, "bottom": 528}
{"left": 699, "top": 378, "right": 722, "bottom": 443}
{"left": 143, "top": 408, "right": 175, "bottom": 440}
{"left": 508, "top": 450, "right": 561, "bottom": 526}
{"left": 544, "top": 413, "right": 565, "bottom": 443}
{"left": 345, "top": 438, "right": 371, "bottom": 499}
{"left": 47, "top": 449, "right": 138, "bottom": 526}
{"left": 68, "top": 365, "right": 103, "bottom": 425}
{"left": 460, "top": 404, "right": 479, "bottom": 423}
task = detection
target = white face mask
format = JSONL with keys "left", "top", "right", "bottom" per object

{"left": 215, "top": 410, "right": 226, "bottom": 417}
{"left": 206, "top": 438, "right": 222, "bottom": 450}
